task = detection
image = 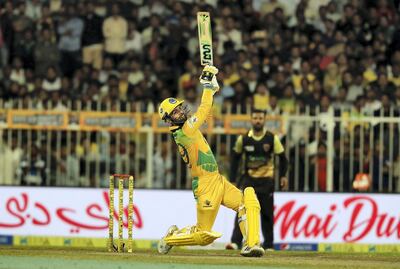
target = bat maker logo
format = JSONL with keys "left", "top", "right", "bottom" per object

{"left": 202, "top": 44, "right": 212, "bottom": 62}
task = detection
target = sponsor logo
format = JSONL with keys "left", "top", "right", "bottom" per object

{"left": 244, "top": 145, "right": 255, "bottom": 152}
{"left": 276, "top": 243, "right": 318, "bottom": 251}
{"left": 0, "top": 235, "right": 12, "bottom": 245}
{"left": 274, "top": 196, "right": 400, "bottom": 242}
{"left": 202, "top": 44, "right": 212, "bottom": 62}
{"left": 169, "top": 98, "right": 177, "bottom": 104}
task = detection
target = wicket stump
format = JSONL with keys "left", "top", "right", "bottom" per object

{"left": 108, "top": 174, "right": 134, "bottom": 253}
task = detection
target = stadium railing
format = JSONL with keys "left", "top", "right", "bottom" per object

{"left": 0, "top": 99, "right": 398, "bottom": 193}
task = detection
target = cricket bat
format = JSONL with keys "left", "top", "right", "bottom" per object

{"left": 197, "top": 11, "right": 213, "bottom": 66}
{"left": 197, "top": 12, "right": 214, "bottom": 81}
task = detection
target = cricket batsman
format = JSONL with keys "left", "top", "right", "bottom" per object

{"left": 157, "top": 65, "right": 265, "bottom": 257}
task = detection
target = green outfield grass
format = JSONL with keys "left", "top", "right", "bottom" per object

{"left": 0, "top": 246, "right": 399, "bottom": 269}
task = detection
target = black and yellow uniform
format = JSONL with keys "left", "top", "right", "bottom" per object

{"left": 229, "top": 128, "right": 288, "bottom": 249}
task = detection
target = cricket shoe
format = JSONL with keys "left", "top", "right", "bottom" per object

{"left": 157, "top": 225, "right": 179, "bottom": 254}
{"left": 240, "top": 245, "right": 265, "bottom": 257}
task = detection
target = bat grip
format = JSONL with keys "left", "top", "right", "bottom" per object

{"left": 200, "top": 71, "right": 214, "bottom": 81}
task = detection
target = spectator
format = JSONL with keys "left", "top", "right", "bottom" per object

{"left": 395, "top": 86, "right": 400, "bottom": 107}
{"left": 34, "top": 28, "right": 60, "bottom": 76}
{"left": 100, "top": 74, "right": 119, "bottom": 100}
{"left": 310, "top": 142, "right": 328, "bottom": 191}
{"left": 57, "top": 4, "right": 84, "bottom": 77}
{"left": 371, "top": 73, "right": 396, "bottom": 98}
{"left": 11, "top": 2, "right": 33, "bottom": 54}
{"left": 10, "top": 57, "right": 25, "bottom": 85}
{"left": 389, "top": 64, "right": 400, "bottom": 86}
{"left": 25, "top": 0, "right": 42, "bottom": 22}
{"left": 99, "top": 57, "right": 116, "bottom": 84}
{"left": 82, "top": 1, "right": 104, "bottom": 70}
{"left": 177, "top": 59, "right": 198, "bottom": 98}
{"left": 182, "top": 86, "right": 199, "bottom": 113}
{"left": 0, "top": 22, "right": 8, "bottom": 67}
{"left": 103, "top": 3, "right": 128, "bottom": 66}
{"left": 153, "top": 140, "right": 173, "bottom": 189}
{"left": 224, "top": 80, "right": 251, "bottom": 113}
{"left": 55, "top": 144, "right": 79, "bottom": 186}
{"left": 141, "top": 14, "right": 166, "bottom": 47}
{"left": 364, "top": 87, "right": 382, "bottom": 115}
{"left": 18, "top": 145, "right": 46, "bottom": 186}
{"left": 42, "top": 66, "right": 61, "bottom": 92}
{"left": 118, "top": 68, "right": 131, "bottom": 102}
{"left": 0, "top": 1, "right": 14, "bottom": 66}
{"left": 346, "top": 74, "right": 364, "bottom": 102}
{"left": 37, "top": 4, "right": 55, "bottom": 32}
{"left": 0, "top": 135, "right": 23, "bottom": 185}
{"left": 119, "top": 0, "right": 137, "bottom": 20}
{"left": 60, "top": 76, "right": 71, "bottom": 95}
{"left": 128, "top": 59, "right": 144, "bottom": 86}
{"left": 245, "top": 69, "right": 259, "bottom": 94}
{"left": 125, "top": 21, "right": 142, "bottom": 56}
{"left": 323, "top": 63, "right": 340, "bottom": 96}
{"left": 13, "top": 29, "right": 35, "bottom": 70}
{"left": 266, "top": 95, "right": 282, "bottom": 115}
{"left": 216, "top": 16, "right": 243, "bottom": 55}
{"left": 278, "top": 83, "right": 296, "bottom": 114}
{"left": 253, "top": 83, "right": 270, "bottom": 111}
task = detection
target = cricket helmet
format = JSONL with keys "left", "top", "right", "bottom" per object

{"left": 158, "top": 97, "right": 185, "bottom": 122}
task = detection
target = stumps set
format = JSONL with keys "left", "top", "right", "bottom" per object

{"left": 108, "top": 174, "right": 134, "bottom": 253}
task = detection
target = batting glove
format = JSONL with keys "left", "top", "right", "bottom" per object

{"left": 199, "top": 65, "right": 219, "bottom": 92}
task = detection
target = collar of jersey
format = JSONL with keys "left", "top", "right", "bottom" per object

{"left": 248, "top": 128, "right": 266, "bottom": 140}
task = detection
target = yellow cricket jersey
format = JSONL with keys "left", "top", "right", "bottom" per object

{"left": 170, "top": 89, "right": 218, "bottom": 188}
{"left": 233, "top": 129, "right": 284, "bottom": 178}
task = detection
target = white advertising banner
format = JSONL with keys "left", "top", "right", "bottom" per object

{"left": 0, "top": 187, "right": 399, "bottom": 244}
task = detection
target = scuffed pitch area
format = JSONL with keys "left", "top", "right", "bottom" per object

{"left": 0, "top": 247, "right": 399, "bottom": 269}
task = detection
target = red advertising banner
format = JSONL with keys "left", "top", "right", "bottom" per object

{"left": 0, "top": 188, "right": 398, "bottom": 244}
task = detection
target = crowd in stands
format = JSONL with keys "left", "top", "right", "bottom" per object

{"left": 1, "top": 0, "right": 400, "bottom": 112}
{"left": 0, "top": 0, "right": 399, "bottom": 192}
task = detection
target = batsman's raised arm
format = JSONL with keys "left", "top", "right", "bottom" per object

{"left": 182, "top": 65, "right": 219, "bottom": 136}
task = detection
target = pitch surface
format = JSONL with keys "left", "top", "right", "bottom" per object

{"left": 0, "top": 247, "right": 399, "bottom": 269}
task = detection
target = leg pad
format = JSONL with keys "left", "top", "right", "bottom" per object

{"left": 243, "top": 187, "right": 261, "bottom": 247}
{"left": 164, "top": 226, "right": 222, "bottom": 246}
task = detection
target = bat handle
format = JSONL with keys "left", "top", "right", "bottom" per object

{"left": 200, "top": 71, "right": 214, "bottom": 81}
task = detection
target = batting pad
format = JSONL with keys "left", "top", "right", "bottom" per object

{"left": 243, "top": 187, "right": 261, "bottom": 247}
{"left": 164, "top": 230, "right": 222, "bottom": 246}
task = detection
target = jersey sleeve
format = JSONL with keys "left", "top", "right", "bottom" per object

{"left": 273, "top": 135, "right": 284, "bottom": 154}
{"left": 233, "top": 135, "right": 244, "bottom": 154}
{"left": 182, "top": 89, "right": 214, "bottom": 136}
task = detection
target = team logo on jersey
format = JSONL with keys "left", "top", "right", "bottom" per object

{"left": 203, "top": 199, "right": 212, "bottom": 208}
{"left": 187, "top": 116, "right": 198, "bottom": 128}
{"left": 263, "top": 144, "right": 271, "bottom": 152}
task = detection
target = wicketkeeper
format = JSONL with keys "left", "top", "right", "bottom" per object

{"left": 157, "top": 65, "right": 265, "bottom": 257}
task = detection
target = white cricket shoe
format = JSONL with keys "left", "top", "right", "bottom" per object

{"left": 157, "top": 225, "right": 179, "bottom": 254}
{"left": 240, "top": 245, "right": 265, "bottom": 257}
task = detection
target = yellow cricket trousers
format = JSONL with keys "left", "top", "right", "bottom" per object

{"left": 195, "top": 173, "right": 242, "bottom": 231}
